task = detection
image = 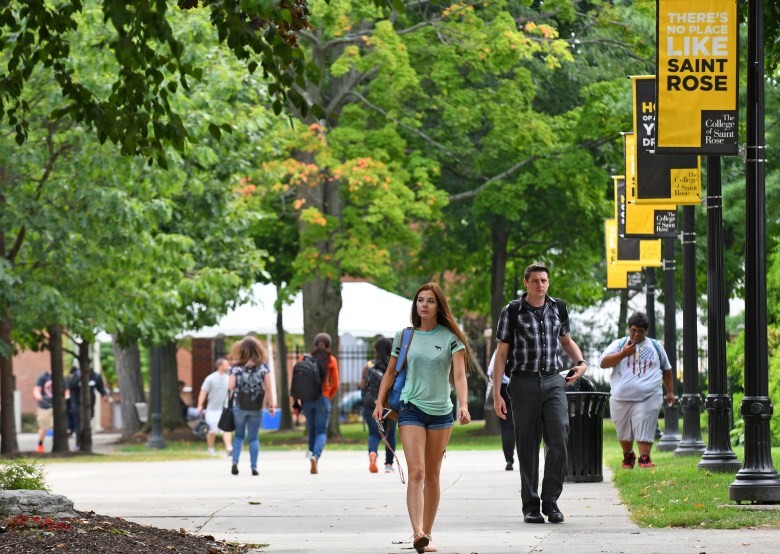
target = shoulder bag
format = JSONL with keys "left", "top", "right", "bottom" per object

{"left": 217, "top": 390, "right": 236, "bottom": 432}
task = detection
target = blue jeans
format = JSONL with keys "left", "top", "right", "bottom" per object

{"left": 363, "top": 406, "right": 396, "bottom": 465}
{"left": 232, "top": 408, "right": 262, "bottom": 469}
{"left": 301, "top": 396, "right": 331, "bottom": 459}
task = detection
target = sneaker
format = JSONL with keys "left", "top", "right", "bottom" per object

{"left": 36, "top": 444, "right": 44, "bottom": 454}
{"left": 208, "top": 448, "right": 216, "bottom": 456}
{"left": 226, "top": 449, "right": 233, "bottom": 457}
{"left": 251, "top": 468, "right": 259, "bottom": 476}
{"left": 369, "top": 452, "right": 378, "bottom": 473}
{"left": 638, "top": 454, "right": 656, "bottom": 468}
{"left": 385, "top": 464, "right": 394, "bottom": 473}
{"left": 622, "top": 451, "right": 636, "bottom": 469}
{"left": 231, "top": 464, "right": 239, "bottom": 475}
{"left": 310, "top": 456, "right": 318, "bottom": 474}
{"left": 305, "top": 450, "right": 313, "bottom": 459}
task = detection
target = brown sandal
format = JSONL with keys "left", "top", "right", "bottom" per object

{"left": 412, "top": 532, "right": 430, "bottom": 554}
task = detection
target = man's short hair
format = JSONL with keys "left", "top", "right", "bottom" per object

{"left": 627, "top": 312, "right": 650, "bottom": 330}
{"left": 524, "top": 262, "right": 550, "bottom": 282}
{"left": 215, "top": 357, "right": 228, "bottom": 370}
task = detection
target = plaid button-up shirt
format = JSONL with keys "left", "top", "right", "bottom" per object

{"left": 495, "top": 294, "right": 570, "bottom": 374}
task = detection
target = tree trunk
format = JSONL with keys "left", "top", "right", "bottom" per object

{"left": 297, "top": 147, "right": 343, "bottom": 439}
{"left": 276, "top": 285, "right": 293, "bottom": 431}
{"left": 48, "top": 325, "right": 70, "bottom": 453}
{"left": 156, "top": 341, "right": 185, "bottom": 430}
{"left": 77, "top": 339, "right": 93, "bottom": 453}
{"left": 490, "top": 224, "right": 510, "bottom": 334}
{"left": 0, "top": 318, "right": 19, "bottom": 454}
{"left": 112, "top": 334, "right": 145, "bottom": 438}
{"left": 484, "top": 224, "right": 509, "bottom": 436}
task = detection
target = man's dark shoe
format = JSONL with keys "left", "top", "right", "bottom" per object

{"left": 542, "top": 501, "right": 564, "bottom": 523}
{"left": 523, "top": 511, "right": 545, "bottom": 524}
{"left": 505, "top": 462, "right": 513, "bottom": 471}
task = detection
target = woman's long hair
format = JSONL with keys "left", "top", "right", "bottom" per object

{"left": 310, "top": 333, "right": 332, "bottom": 379}
{"left": 411, "top": 282, "right": 478, "bottom": 371}
{"left": 230, "top": 335, "right": 267, "bottom": 367}
{"left": 373, "top": 337, "right": 392, "bottom": 369}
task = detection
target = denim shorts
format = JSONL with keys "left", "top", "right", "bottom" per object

{"left": 397, "top": 401, "right": 454, "bottom": 430}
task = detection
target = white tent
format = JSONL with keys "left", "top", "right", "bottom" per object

{"left": 185, "top": 281, "right": 412, "bottom": 339}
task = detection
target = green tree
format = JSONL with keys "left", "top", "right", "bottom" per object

{"left": 0, "top": 0, "right": 314, "bottom": 162}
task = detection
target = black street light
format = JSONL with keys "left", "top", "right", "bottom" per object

{"left": 146, "top": 347, "right": 166, "bottom": 449}
{"left": 674, "top": 206, "right": 705, "bottom": 456}
{"left": 657, "top": 237, "right": 681, "bottom": 452}
{"left": 729, "top": 0, "right": 780, "bottom": 502}
{"left": 698, "top": 156, "right": 740, "bottom": 472}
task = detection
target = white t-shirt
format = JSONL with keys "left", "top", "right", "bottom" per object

{"left": 201, "top": 371, "right": 230, "bottom": 411}
{"left": 599, "top": 336, "right": 672, "bottom": 402}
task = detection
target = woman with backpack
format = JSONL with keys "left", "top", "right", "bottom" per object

{"left": 372, "top": 283, "right": 477, "bottom": 554}
{"left": 228, "top": 336, "right": 277, "bottom": 476}
{"left": 360, "top": 336, "right": 396, "bottom": 473}
{"left": 302, "top": 332, "right": 340, "bottom": 474}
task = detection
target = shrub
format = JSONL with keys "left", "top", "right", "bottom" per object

{"left": 0, "top": 459, "right": 49, "bottom": 491}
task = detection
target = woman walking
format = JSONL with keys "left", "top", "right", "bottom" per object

{"left": 373, "top": 283, "right": 475, "bottom": 553}
{"left": 360, "top": 337, "right": 397, "bottom": 473}
{"left": 302, "top": 332, "right": 340, "bottom": 474}
{"left": 228, "top": 336, "right": 277, "bottom": 476}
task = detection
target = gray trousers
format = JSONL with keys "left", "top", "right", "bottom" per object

{"left": 508, "top": 372, "right": 569, "bottom": 514}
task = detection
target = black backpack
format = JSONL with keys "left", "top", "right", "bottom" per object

{"left": 361, "top": 359, "right": 387, "bottom": 409}
{"left": 236, "top": 366, "right": 265, "bottom": 411}
{"left": 290, "top": 354, "right": 322, "bottom": 402}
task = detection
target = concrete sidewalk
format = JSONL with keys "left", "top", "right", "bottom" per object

{"left": 36, "top": 442, "right": 780, "bottom": 554}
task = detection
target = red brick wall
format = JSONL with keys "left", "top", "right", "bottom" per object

{"left": 176, "top": 347, "right": 193, "bottom": 386}
{"left": 190, "top": 339, "right": 214, "bottom": 407}
{"left": 13, "top": 350, "right": 53, "bottom": 415}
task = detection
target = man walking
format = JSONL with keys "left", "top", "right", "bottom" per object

{"left": 33, "top": 371, "right": 57, "bottom": 453}
{"left": 493, "top": 262, "right": 588, "bottom": 524}
{"left": 197, "top": 358, "right": 233, "bottom": 456}
{"left": 599, "top": 312, "right": 675, "bottom": 469}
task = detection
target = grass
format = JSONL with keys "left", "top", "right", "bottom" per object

{"left": 602, "top": 419, "right": 780, "bottom": 529}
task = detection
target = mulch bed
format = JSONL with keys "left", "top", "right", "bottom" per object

{"left": 0, "top": 510, "right": 261, "bottom": 553}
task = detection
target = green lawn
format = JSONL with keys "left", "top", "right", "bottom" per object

{"left": 602, "top": 419, "right": 780, "bottom": 529}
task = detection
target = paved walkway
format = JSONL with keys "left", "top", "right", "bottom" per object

{"left": 20, "top": 433, "right": 780, "bottom": 553}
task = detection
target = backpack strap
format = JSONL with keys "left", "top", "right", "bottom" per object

{"left": 553, "top": 297, "right": 569, "bottom": 330}
{"left": 395, "top": 327, "right": 415, "bottom": 373}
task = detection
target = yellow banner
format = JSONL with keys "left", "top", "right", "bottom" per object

{"left": 605, "top": 218, "right": 663, "bottom": 268}
{"left": 622, "top": 138, "right": 678, "bottom": 238}
{"left": 656, "top": 0, "right": 739, "bottom": 154}
{"left": 632, "top": 76, "right": 702, "bottom": 205}
{"left": 607, "top": 264, "right": 644, "bottom": 290}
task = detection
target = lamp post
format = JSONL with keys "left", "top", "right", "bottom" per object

{"left": 657, "top": 237, "right": 681, "bottom": 451}
{"left": 674, "top": 206, "right": 704, "bottom": 456}
{"left": 729, "top": 0, "right": 780, "bottom": 501}
{"left": 698, "top": 156, "right": 740, "bottom": 472}
{"left": 146, "top": 347, "right": 166, "bottom": 449}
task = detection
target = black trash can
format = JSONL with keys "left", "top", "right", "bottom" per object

{"left": 564, "top": 391, "right": 610, "bottom": 483}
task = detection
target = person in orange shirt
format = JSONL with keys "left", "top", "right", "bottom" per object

{"left": 302, "top": 332, "right": 339, "bottom": 474}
